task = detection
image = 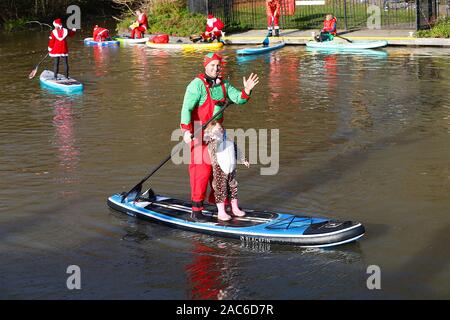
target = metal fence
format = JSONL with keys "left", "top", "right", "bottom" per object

{"left": 200, "top": 0, "right": 439, "bottom": 30}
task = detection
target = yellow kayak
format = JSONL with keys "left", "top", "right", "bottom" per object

{"left": 146, "top": 42, "right": 223, "bottom": 51}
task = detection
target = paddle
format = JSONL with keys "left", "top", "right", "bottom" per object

{"left": 121, "top": 100, "right": 234, "bottom": 203}
{"left": 190, "top": 34, "right": 202, "bottom": 43}
{"left": 335, "top": 34, "right": 353, "bottom": 43}
{"left": 262, "top": 36, "right": 269, "bottom": 47}
{"left": 28, "top": 52, "right": 49, "bottom": 79}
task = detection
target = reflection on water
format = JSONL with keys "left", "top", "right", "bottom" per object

{"left": 52, "top": 95, "right": 80, "bottom": 196}
{"left": 186, "top": 241, "right": 234, "bottom": 300}
{"left": 1, "top": 33, "right": 449, "bottom": 299}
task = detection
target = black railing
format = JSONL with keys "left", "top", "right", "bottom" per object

{"left": 199, "top": 0, "right": 438, "bottom": 30}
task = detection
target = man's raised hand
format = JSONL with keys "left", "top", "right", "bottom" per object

{"left": 243, "top": 73, "right": 259, "bottom": 94}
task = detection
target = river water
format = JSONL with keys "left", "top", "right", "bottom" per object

{"left": 0, "top": 31, "right": 449, "bottom": 299}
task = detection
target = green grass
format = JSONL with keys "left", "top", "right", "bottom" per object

{"left": 116, "top": 1, "right": 204, "bottom": 37}
{"left": 415, "top": 18, "right": 450, "bottom": 38}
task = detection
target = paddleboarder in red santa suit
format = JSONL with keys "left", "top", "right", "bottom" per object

{"left": 48, "top": 18, "right": 76, "bottom": 80}
{"left": 180, "top": 53, "right": 259, "bottom": 218}
{"left": 201, "top": 14, "right": 225, "bottom": 42}
{"left": 130, "top": 9, "right": 148, "bottom": 39}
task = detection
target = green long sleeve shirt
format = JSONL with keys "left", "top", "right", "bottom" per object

{"left": 180, "top": 77, "right": 250, "bottom": 131}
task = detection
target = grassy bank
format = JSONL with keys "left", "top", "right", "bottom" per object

{"left": 416, "top": 18, "right": 450, "bottom": 38}
{"left": 116, "top": 0, "right": 204, "bottom": 37}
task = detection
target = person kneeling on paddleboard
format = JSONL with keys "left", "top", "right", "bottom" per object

{"left": 93, "top": 25, "right": 111, "bottom": 42}
{"left": 204, "top": 121, "right": 249, "bottom": 221}
{"left": 180, "top": 53, "right": 259, "bottom": 219}
{"left": 130, "top": 9, "right": 148, "bottom": 39}
{"left": 201, "top": 14, "right": 224, "bottom": 43}
{"left": 48, "top": 18, "right": 76, "bottom": 80}
{"left": 315, "top": 14, "right": 337, "bottom": 42}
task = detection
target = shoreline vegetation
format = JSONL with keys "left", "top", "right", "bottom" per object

{"left": 0, "top": 0, "right": 119, "bottom": 32}
{"left": 415, "top": 18, "right": 450, "bottom": 38}
{"left": 1, "top": 0, "right": 448, "bottom": 39}
{"left": 113, "top": 0, "right": 204, "bottom": 37}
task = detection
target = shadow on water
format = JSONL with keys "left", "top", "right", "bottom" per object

{"left": 384, "top": 224, "right": 450, "bottom": 298}
{"left": 0, "top": 198, "right": 83, "bottom": 242}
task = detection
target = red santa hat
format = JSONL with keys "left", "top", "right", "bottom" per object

{"left": 53, "top": 18, "right": 62, "bottom": 28}
{"left": 207, "top": 14, "right": 214, "bottom": 19}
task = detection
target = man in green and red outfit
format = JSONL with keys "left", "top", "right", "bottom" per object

{"left": 180, "top": 53, "right": 259, "bottom": 217}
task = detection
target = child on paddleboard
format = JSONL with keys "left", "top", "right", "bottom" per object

{"left": 204, "top": 120, "right": 249, "bottom": 221}
{"left": 48, "top": 18, "right": 76, "bottom": 80}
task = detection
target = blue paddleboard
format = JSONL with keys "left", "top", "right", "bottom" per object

{"left": 107, "top": 190, "right": 365, "bottom": 247}
{"left": 39, "top": 70, "right": 83, "bottom": 93}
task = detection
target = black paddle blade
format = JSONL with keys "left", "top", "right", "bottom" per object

{"left": 121, "top": 184, "right": 142, "bottom": 203}
{"left": 262, "top": 36, "right": 269, "bottom": 47}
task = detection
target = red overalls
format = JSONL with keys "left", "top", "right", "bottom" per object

{"left": 189, "top": 74, "right": 227, "bottom": 212}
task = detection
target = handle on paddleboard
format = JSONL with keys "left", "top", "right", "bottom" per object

{"left": 121, "top": 100, "right": 234, "bottom": 203}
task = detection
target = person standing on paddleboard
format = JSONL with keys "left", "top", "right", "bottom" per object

{"left": 48, "top": 18, "right": 76, "bottom": 80}
{"left": 266, "top": 0, "right": 281, "bottom": 37}
{"left": 180, "top": 53, "right": 259, "bottom": 218}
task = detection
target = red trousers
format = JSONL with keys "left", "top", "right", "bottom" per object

{"left": 189, "top": 140, "right": 215, "bottom": 211}
{"left": 267, "top": 13, "right": 280, "bottom": 28}
{"left": 131, "top": 26, "right": 146, "bottom": 39}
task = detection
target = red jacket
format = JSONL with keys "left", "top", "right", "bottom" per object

{"left": 322, "top": 17, "right": 337, "bottom": 35}
{"left": 93, "top": 26, "right": 109, "bottom": 42}
{"left": 205, "top": 16, "right": 224, "bottom": 33}
{"left": 266, "top": 0, "right": 281, "bottom": 15}
{"left": 48, "top": 28, "right": 75, "bottom": 57}
{"left": 137, "top": 13, "right": 148, "bottom": 31}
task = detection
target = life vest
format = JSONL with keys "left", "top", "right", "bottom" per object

{"left": 323, "top": 17, "right": 337, "bottom": 35}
